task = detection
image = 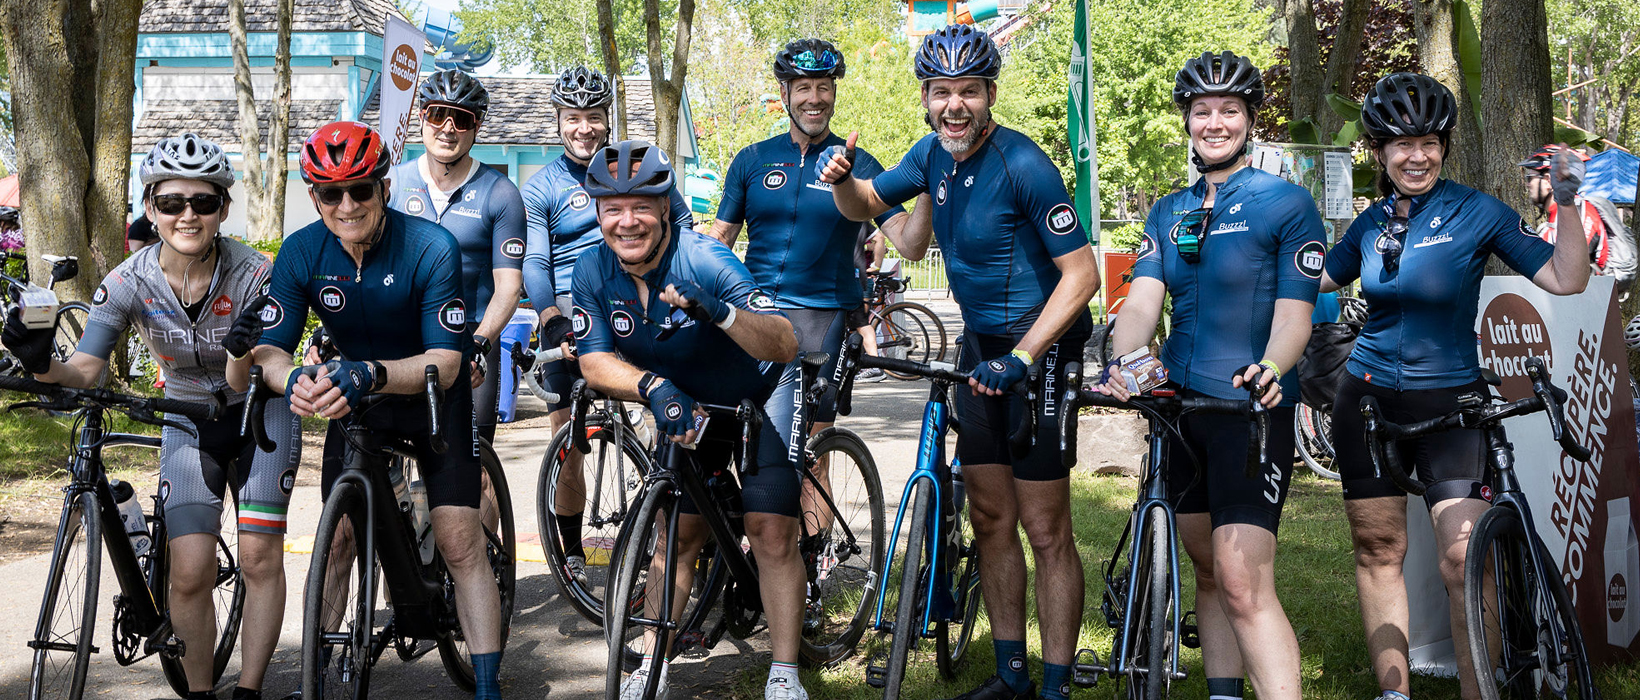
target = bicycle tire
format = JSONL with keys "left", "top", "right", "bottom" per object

{"left": 798, "top": 428, "right": 886, "bottom": 666}
{"left": 1294, "top": 404, "right": 1341, "bottom": 481}
{"left": 605, "top": 484, "right": 678, "bottom": 700}
{"left": 878, "top": 302, "right": 946, "bottom": 379}
{"left": 28, "top": 490, "right": 100, "bottom": 700}
{"left": 157, "top": 489, "right": 246, "bottom": 696}
{"left": 1464, "top": 507, "right": 1597, "bottom": 700}
{"left": 52, "top": 302, "right": 88, "bottom": 364}
{"left": 539, "top": 416, "right": 651, "bottom": 625}
{"left": 437, "top": 441, "right": 519, "bottom": 689}
{"left": 883, "top": 478, "right": 934, "bottom": 699}
{"left": 935, "top": 485, "right": 982, "bottom": 678}
{"left": 302, "top": 481, "right": 376, "bottom": 700}
{"left": 1128, "top": 505, "right": 1172, "bottom": 700}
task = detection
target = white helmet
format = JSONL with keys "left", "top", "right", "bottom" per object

{"left": 140, "top": 133, "right": 235, "bottom": 191}
{"left": 1625, "top": 314, "right": 1640, "bottom": 351}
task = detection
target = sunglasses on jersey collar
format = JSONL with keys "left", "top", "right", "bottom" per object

{"left": 1378, "top": 215, "right": 1409, "bottom": 274}
{"left": 423, "top": 104, "right": 479, "bottom": 132}
{"left": 653, "top": 306, "right": 695, "bottom": 341}
{"left": 1170, "top": 207, "right": 1211, "bottom": 264}
{"left": 151, "top": 193, "right": 225, "bottom": 217}
{"left": 792, "top": 49, "right": 841, "bottom": 72}
{"left": 311, "top": 182, "right": 380, "bottom": 207}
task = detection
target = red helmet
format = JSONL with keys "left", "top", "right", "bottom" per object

{"left": 1519, "top": 144, "right": 1590, "bottom": 172}
{"left": 301, "top": 121, "right": 391, "bottom": 184}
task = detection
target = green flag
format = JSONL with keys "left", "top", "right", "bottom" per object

{"left": 1066, "top": 0, "right": 1099, "bottom": 241}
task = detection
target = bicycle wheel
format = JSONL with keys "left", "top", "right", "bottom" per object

{"left": 437, "top": 441, "right": 518, "bottom": 690}
{"left": 798, "top": 428, "right": 885, "bottom": 666}
{"left": 29, "top": 490, "right": 101, "bottom": 700}
{"left": 883, "top": 478, "right": 934, "bottom": 699}
{"left": 302, "top": 482, "right": 377, "bottom": 700}
{"left": 1294, "top": 404, "right": 1341, "bottom": 481}
{"left": 1128, "top": 505, "right": 1172, "bottom": 700}
{"left": 935, "top": 483, "right": 982, "bottom": 678}
{"left": 158, "top": 489, "right": 247, "bottom": 697}
{"left": 878, "top": 302, "right": 946, "bottom": 379}
{"left": 605, "top": 484, "right": 678, "bottom": 700}
{"left": 539, "top": 415, "right": 651, "bottom": 624}
{"left": 1465, "top": 507, "right": 1597, "bottom": 700}
{"left": 51, "top": 302, "right": 88, "bottom": 363}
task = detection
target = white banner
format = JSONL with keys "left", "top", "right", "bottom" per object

{"left": 379, "top": 15, "right": 425, "bottom": 164}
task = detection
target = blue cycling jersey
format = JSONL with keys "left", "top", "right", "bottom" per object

{"left": 1134, "top": 166, "right": 1327, "bottom": 402}
{"left": 521, "top": 154, "right": 695, "bottom": 302}
{"left": 717, "top": 133, "right": 905, "bottom": 309}
{"left": 387, "top": 158, "right": 525, "bottom": 323}
{"left": 260, "top": 209, "right": 470, "bottom": 360}
{"left": 1324, "top": 179, "right": 1553, "bottom": 390}
{"left": 570, "top": 231, "right": 786, "bottom": 405}
{"left": 872, "top": 126, "right": 1090, "bottom": 335}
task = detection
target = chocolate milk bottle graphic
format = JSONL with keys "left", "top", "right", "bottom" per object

{"left": 1607, "top": 497, "right": 1640, "bottom": 648}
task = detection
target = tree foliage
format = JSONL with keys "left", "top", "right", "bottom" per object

{"left": 1549, "top": 0, "right": 1640, "bottom": 147}
{"left": 458, "top": 0, "right": 672, "bottom": 73}
{"left": 1260, "top": 0, "right": 1418, "bottom": 142}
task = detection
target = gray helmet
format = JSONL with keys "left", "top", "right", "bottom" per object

{"left": 419, "top": 69, "right": 490, "bottom": 121}
{"left": 584, "top": 140, "right": 674, "bottom": 198}
{"left": 552, "top": 66, "right": 615, "bottom": 110}
{"left": 140, "top": 133, "right": 235, "bottom": 190}
{"left": 1173, "top": 51, "right": 1264, "bottom": 110}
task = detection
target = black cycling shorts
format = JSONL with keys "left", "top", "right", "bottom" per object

{"left": 1331, "top": 372, "right": 1491, "bottom": 507}
{"left": 1164, "top": 390, "right": 1296, "bottom": 534}
{"left": 784, "top": 307, "right": 850, "bottom": 423}
{"left": 952, "top": 317, "right": 1090, "bottom": 482}
{"left": 675, "top": 363, "right": 803, "bottom": 518}
{"left": 320, "top": 373, "right": 481, "bottom": 510}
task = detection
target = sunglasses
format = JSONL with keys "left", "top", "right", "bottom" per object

{"left": 792, "top": 49, "right": 840, "bottom": 72}
{"left": 312, "top": 182, "right": 379, "bottom": 207}
{"left": 1377, "top": 215, "right": 1409, "bottom": 274}
{"left": 152, "top": 193, "right": 225, "bottom": 217}
{"left": 1170, "top": 207, "right": 1211, "bottom": 264}
{"left": 653, "top": 306, "right": 694, "bottom": 341}
{"left": 423, "top": 104, "right": 478, "bottom": 132}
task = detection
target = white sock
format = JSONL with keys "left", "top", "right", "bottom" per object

{"left": 767, "top": 662, "right": 799, "bottom": 685}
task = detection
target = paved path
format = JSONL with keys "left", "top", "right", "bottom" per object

{"left": 0, "top": 299, "right": 964, "bottom": 699}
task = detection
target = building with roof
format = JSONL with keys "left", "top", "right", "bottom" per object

{"left": 132, "top": 0, "right": 701, "bottom": 236}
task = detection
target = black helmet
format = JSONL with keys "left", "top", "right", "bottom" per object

{"left": 1360, "top": 72, "right": 1456, "bottom": 140}
{"left": 0, "top": 206, "right": 16, "bottom": 224}
{"left": 773, "top": 39, "right": 845, "bottom": 82}
{"left": 1173, "top": 51, "right": 1264, "bottom": 110}
{"left": 584, "top": 140, "right": 674, "bottom": 198}
{"left": 419, "top": 69, "right": 490, "bottom": 121}
{"left": 552, "top": 66, "right": 615, "bottom": 110}
{"left": 914, "top": 24, "right": 1001, "bottom": 81}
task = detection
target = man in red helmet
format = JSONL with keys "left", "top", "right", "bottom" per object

{"left": 1521, "top": 144, "right": 1636, "bottom": 294}
{"left": 249, "top": 121, "right": 509, "bottom": 699}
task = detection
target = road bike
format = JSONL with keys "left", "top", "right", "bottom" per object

{"left": 0, "top": 252, "right": 89, "bottom": 367}
{"left": 1361, "top": 357, "right": 1597, "bottom": 700}
{"left": 861, "top": 271, "right": 947, "bottom": 379}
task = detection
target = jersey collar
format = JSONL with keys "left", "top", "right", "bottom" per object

{"left": 1190, "top": 163, "right": 1256, "bottom": 202}
{"left": 1383, "top": 178, "right": 1449, "bottom": 218}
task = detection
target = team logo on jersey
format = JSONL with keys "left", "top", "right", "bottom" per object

{"left": 763, "top": 170, "right": 788, "bottom": 190}
{"left": 1229, "top": 203, "right": 1243, "bottom": 215}
{"left": 405, "top": 196, "right": 425, "bottom": 216}
{"left": 1046, "top": 203, "right": 1078, "bottom": 236}
{"left": 1518, "top": 219, "right": 1537, "bottom": 237}
{"left": 439, "top": 299, "right": 466, "bottom": 332}
{"left": 384, "top": 273, "right": 395, "bottom": 286}
{"left": 212, "top": 295, "right": 234, "bottom": 316}
{"left": 1295, "top": 240, "right": 1326, "bottom": 279}
{"left": 159, "top": 479, "right": 171, "bottom": 503}
{"left": 611, "top": 309, "right": 636, "bottom": 337}
{"left": 571, "top": 306, "right": 591, "bottom": 339}
{"left": 936, "top": 180, "right": 948, "bottom": 205}
{"left": 569, "top": 191, "right": 591, "bottom": 211}
{"left": 280, "top": 468, "right": 297, "bottom": 494}
{"left": 1137, "top": 235, "right": 1157, "bottom": 259}
{"left": 464, "top": 190, "right": 477, "bottom": 202}
{"left": 502, "top": 238, "right": 526, "bottom": 259}
{"left": 319, "top": 285, "right": 346, "bottom": 312}
{"left": 748, "top": 290, "right": 776, "bottom": 311}
{"left": 964, "top": 175, "right": 974, "bottom": 188}
{"left": 92, "top": 284, "right": 109, "bottom": 306}
{"left": 259, "top": 298, "right": 284, "bottom": 327}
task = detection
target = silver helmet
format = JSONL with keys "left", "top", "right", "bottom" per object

{"left": 140, "top": 133, "right": 235, "bottom": 190}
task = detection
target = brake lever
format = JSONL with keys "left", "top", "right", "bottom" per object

{"left": 1240, "top": 367, "right": 1270, "bottom": 478}
{"left": 1007, "top": 364, "right": 1041, "bottom": 461}
{"left": 569, "top": 380, "right": 591, "bottom": 453}
{"left": 836, "top": 333, "right": 863, "bottom": 417}
{"left": 424, "top": 365, "right": 446, "bottom": 455}
{"left": 1061, "top": 362, "right": 1083, "bottom": 469}
{"left": 738, "top": 399, "right": 762, "bottom": 478}
{"left": 1524, "top": 357, "right": 1592, "bottom": 462}
{"left": 242, "top": 366, "right": 276, "bottom": 453}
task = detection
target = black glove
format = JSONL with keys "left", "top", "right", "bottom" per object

{"left": 541, "top": 314, "right": 575, "bottom": 349}
{"left": 222, "top": 295, "right": 273, "bottom": 360}
{"left": 3, "top": 306, "right": 55, "bottom": 374}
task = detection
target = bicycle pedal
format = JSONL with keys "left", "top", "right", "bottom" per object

{"left": 865, "top": 652, "right": 889, "bottom": 688}
{"left": 1181, "top": 610, "right": 1200, "bottom": 649}
{"left": 150, "top": 634, "right": 185, "bottom": 659}
{"left": 1072, "top": 648, "right": 1104, "bottom": 687}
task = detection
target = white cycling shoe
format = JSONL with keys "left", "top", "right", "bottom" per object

{"left": 765, "top": 670, "right": 808, "bottom": 700}
{"left": 621, "top": 660, "right": 669, "bottom": 700}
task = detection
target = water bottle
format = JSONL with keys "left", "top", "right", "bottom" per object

{"left": 110, "top": 479, "right": 151, "bottom": 560}
{"left": 950, "top": 459, "right": 967, "bottom": 512}
{"left": 627, "top": 407, "right": 654, "bottom": 449}
{"left": 386, "top": 456, "right": 410, "bottom": 513}
{"left": 409, "top": 478, "right": 436, "bottom": 566}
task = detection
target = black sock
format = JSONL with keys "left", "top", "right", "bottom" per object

{"left": 184, "top": 692, "right": 217, "bottom": 700}
{"left": 1207, "top": 677, "right": 1245, "bottom": 700}
{"left": 232, "top": 688, "right": 263, "bottom": 700}
{"left": 557, "top": 512, "right": 585, "bottom": 559}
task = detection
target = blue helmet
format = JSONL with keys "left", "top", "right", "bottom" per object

{"left": 914, "top": 24, "right": 1001, "bottom": 81}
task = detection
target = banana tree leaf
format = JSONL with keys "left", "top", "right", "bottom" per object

{"left": 1454, "top": 0, "right": 1484, "bottom": 129}
{"left": 1353, "top": 161, "right": 1378, "bottom": 199}
{"left": 1325, "top": 93, "right": 1363, "bottom": 121}
{"left": 1333, "top": 119, "right": 1362, "bottom": 147}
{"left": 1289, "top": 117, "right": 1322, "bottom": 146}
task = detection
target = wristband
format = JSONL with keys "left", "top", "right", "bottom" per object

{"left": 1010, "top": 348, "right": 1034, "bottom": 367}
{"left": 715, "top": 304, "right": 737, "bottom": 330}
{"left": 1258, "top": 359, "right": 1282, "bottom": 380}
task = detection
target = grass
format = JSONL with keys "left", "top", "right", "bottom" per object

{"left": 732, "top": 471, "right": 1640, "bottom": 699}
{"left": 0, "top": 408, "right": 160, "bottom": 480}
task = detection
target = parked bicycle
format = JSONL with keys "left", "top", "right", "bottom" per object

{"left": 1059, "top": 364, "right": 1268, "bottom": 700}
{"left": 861, "top": 270, "right": 947, "bottom": 379}
{"left": 0, "top": 252, "right": 89, "bottom": 367}
{"left": 1361, "top": 357, "right": 1597, "bottom": 700}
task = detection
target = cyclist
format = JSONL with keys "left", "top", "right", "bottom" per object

{"left": 520, "top": 65, "right": 695, "bottom": 589}
{"left": 1519, "top": 144, "right": 1636, "bottom": 293}
{"left": 2, "top": 134, "right": 300, "bottom": 700}
{"left": 572, "top": 140, "right": 804, "bottom": 699}
{"left": 0, "top": 204, "right": 22, "bottom": 252}
{"left": 388, "top": 69, "right": 526, "bottom": 443}
{"left": 249, "top": 121, "right": 507, "bottom": 700}
{"left": 823, "top": 24, "right": 1100, "bottom": 700}
{"left": 1317, "top": 73, "right": 1589, "bottom": 700}
{"left": 1098, "top": 52, "right": 1320, "bottom": 700}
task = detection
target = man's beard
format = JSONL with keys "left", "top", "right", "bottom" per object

{"left": 931, "top": 106, "right": 990, "bottom": 155}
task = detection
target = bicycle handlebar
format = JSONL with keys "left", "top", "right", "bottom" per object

{"left": 1058, "top": 362, "right": 1265, "bottom": 473}
{"left": 567, "top": 378, "right": 765, "bottom": 476}
{"left": 0, "top": 372, "right": 220, "bottom": 426}
{"left": 242, "top": 363, "right": 446, "bottom": 454}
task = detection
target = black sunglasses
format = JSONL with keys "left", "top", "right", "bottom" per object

{"left": 312, "top": 182, "right": 379, "bottom": 206}
{"left": 1377, "top": 215, "right": 1409, "bottom": 274}
{"left": 424, "top": 104, "right": 478, "bottom": 132}
{"left": 653, "top": 306, "right": 694, "bottom": 341}
{"left": 152, "top": 193, "right": 225, "bottom": 217}
{"left": 1170, "top": 207, "right": 1211, "bottom": 264}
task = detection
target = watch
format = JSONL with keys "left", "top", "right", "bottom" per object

{"left": 370, "top": 361, "right": 388, "bottom": 392}
{"left": 636, "top": 372, "right": 659, "bottom": 401}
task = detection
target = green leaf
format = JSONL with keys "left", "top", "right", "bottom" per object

{"left": 1324, "top": 93, "right": 1362, "bottom": 122}
{"left": 1454, "top": 0, "right": 1484, "bottom": 129}
{"left": 1288, "top": 117, "right": 1322, "bottom": 146}
{"left": 1332, "top": 119, "right": 1361, "bottom": 147}
{"left": 1553, "top": 124, "right": 1599, "bottom": 147}
{"left": 1352, "top": 161, "right": 1379, "bottom": 198}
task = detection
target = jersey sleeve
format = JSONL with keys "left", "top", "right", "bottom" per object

{"left": 704, "top": 239, "right": 781, "bottom": 316}
{"left": 1271, "top": 188, "right": 1327, "bottom": 302}
{"left": 1484, "top": 204, "right": 1555, "bottom": 278}
{"left": 417, "top": 237, "right": 467, "bottom": 352}
{"left": 1131, "top": 202, "right": 1167, "bottom": 282}
{"left": 1325, "top": 212, "right": 1370, "bottom": 287}
{"left": 715, "top": 149, "right": 750, "bottom": 225}
{"left": 854, "top": 148, "right": 908, "bottom": 228}
{"left": 569, "top": 249, "right": 615, "bottom": 356}
{"left": 76, "top": 269, "right": 139, "bottom": 360}
{"left": 871, "top": 136, "right": 933, "bottom": 207}
{"left": 668, "top": 184, "right": 696, "bottom": 231}
{"left": 520, "top": 174, "right": 556, "bottom": 306}
{"left": 1011, "top": 148, "right": 1090, "bottom": 258}
{"left": 259, "top": 233, "right": 314, "bottom": 353}
{"left": 489, "top": 177, "right": 527, "bottom": 272}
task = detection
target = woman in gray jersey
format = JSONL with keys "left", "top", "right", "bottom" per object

{"left": 1, "top": 135, "right": 301, "bottom": 700}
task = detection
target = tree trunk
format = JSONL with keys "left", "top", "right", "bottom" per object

{"left": 88, "top": 0, "right": 141, "bottom": 279}
{"left": 228, "top": 0, "right": 294, "bottom": 241}
{"left": 1478, "top": 0, "right": 1551, "bottom": 219}
{"left": 266, "top": 0, "right": 292, "bottom": 239}
{"left": 1411, "top": 0, "right": 1482, "bottom": 185}
{"left": 642, "top": 0, "right": 695, "bottom": 160}
{"left": 595, "top": 0, "right": 624, "bottom": 141}
{"left": 1280, "top": 0, "right": 1322, "bottom": 128}
{"left": 228, "top": 0, "right": 267, "bottom": 238}
{"left": 1314, "top": 0, "right": 1370, "bottom": 139}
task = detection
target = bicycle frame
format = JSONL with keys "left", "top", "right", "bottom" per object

{"left": 870, "top": 379, "right": 964, "bottom": 637}
{"left": 1104, "top": 420, "right": 1185, "bottom": 682}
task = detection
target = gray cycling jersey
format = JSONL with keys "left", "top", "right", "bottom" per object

{"left": 79, "top": 237, "right": 273, "bottom": 402}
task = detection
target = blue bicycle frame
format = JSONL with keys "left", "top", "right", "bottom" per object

{"left": 871, "top": 385, "right": 969, "bottom": 636}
